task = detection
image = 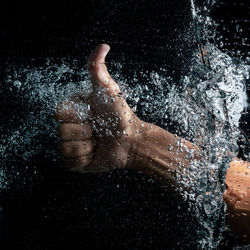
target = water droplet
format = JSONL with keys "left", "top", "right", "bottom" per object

{"left": 13, "top": 80, "right": 22, "bottom": 89}
{"left": 117, "top": 92, "right": 123, "bottom": 97}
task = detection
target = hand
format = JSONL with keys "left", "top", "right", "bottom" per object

{"left": 55, "top": 44, "right": 250, "bottom": 240}
{"left": 55, "top": 44, "right": 143, "bottom": 173}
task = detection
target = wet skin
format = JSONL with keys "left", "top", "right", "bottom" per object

{"left": 55, "top": 44, "right": 250, "bottom": 241}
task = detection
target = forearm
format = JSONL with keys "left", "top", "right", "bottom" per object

{"left": 128, "top": 122, "right": 250, "bottom": 241}
{"left": 58, "top": 44, "right": 249, "bottom": 240}
{"left": 128, "top": 122, "right": 200, "bottom": 189}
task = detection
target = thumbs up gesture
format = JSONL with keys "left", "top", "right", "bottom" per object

{"left": 56, "top": 44, "right": 142, "bottom": 173}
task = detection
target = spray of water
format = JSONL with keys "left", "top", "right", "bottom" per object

{"left": 0, "top": 0, "right": 249, "bottom": 248}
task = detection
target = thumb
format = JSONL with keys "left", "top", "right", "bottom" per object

{"left": 88, "top": 44, "right": 120, "bottom": 96}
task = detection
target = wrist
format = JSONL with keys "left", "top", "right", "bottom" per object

{"left": 125, "top": 121, "right": 155, "bottom": 171}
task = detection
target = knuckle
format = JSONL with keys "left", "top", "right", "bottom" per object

{"left": 63, "top": 154, "right": 93, "bottom": 170}
{"left": 61, "top": 141, "right": 71, "bottom": 154}
{"left": 79, "top": 155, "right": 91, "bottom": 166}
{"left": 88, "top": 63, "right": 100, "bottom": 73}
{"left": 59, "top": 123, "right": 68, "bottom": 137}
{"left": 82, "top": 141, "right": 92, "bottom": 153}
{"left": 80, "top": 124, "right": 92, "bottom": 139}
{"left": 59, "top": 123, "right": 85, "bottom": 140}
{"left": 61, "top": 141, "right": 81, "bottom": 157}
{"left": 55, "top": 102, "right": 80, "bottom": 123}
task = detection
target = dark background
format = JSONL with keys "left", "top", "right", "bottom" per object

{"left": 0, "top": 0, "right": 197, "bottom": 78}
{"left": 0, "top": 0, "right": 249, "bottom": 249}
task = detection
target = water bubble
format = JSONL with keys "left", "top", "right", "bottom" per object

{"left": 13, "top": 80, "right": 22, "bottom": 89}
{"left": 235, "top": 24, "right": 240, "bottom": 32}
{"left": 1, "top": 9, "right": 249, "bottom": 247}
{"left": 105, "top": 130, "right": 112, "bottom": 136}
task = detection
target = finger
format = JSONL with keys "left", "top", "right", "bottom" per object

{"left": 88, "top": 44, "right": 110, "bottom": 69}
{"left": 61, "top": 140, "right": 94, "bottom": 158}
{"left": 59, "top": 123, "right": 92, "bottom": 141}
{"left": 87, "top": 44, "right": 133, "bottom": 117}
{"left": 63, "top": 153, "right": 93, "bottom": 170}
{"left": 55, "top": 101, "right": 90, "bottom": 123}
{"left": 88, "top": 44, "right": 120, "bottom": 96}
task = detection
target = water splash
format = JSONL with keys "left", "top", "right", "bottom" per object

{"left": 121, "top": 43, "right": 248, "bottom": 247}
{"left": 1, "top": 1, "right": 249, "bottom": 248}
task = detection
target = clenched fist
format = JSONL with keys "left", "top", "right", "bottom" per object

{"left": 55, "top": 44, "right": 143, "bottom": 173}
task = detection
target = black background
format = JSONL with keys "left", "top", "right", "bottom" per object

{"left": 0, "top": 0, "right": 196, "bottom": 67}
{"left": 0, "top": 0, "right": 249, "bottom": 249}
